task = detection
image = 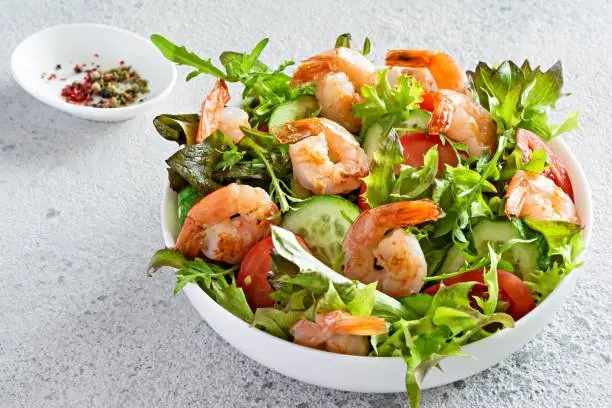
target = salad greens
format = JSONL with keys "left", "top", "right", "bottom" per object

{"left": 148, "top": 34, "right": 585, "bottom": 408}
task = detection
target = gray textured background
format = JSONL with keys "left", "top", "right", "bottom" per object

{"left": 1, "top": 0, "right": 611, "bottom": 407}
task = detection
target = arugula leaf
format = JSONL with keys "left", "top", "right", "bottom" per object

{"left": 238, "top": 127, "right": 295, "bottom": 212}
{"left": 214, "top": 133, "right": 246, "bottom": 171}
{"left": 468, "top": 60, "right": 578, "bottom": 140}
{"left": 147, "top": 249, "right": 253, "bottom": 322}
{"left": 335, "top": 33, "right": 352, "bottom": 48}
{"left": 153, "top": 114, "right": 199, "bottom": 145}
{"left": 151, "top": 34, "right": 227, "bottom": 80}
{"left": 220, "top": 38, "right": 270, "bottom": 81}
{"left": 252, "top": 308, "right": 304, "bottom": 339}
{"left": 177, "top": 186, "right": 201, "bottom": 230}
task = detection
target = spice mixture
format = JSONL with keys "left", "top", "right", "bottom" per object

{"left": 60, "top": 65, "right": 149, "bottom": 108}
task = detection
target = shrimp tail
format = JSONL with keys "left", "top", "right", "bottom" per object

{"left": 175, "top": 217, "right": 204, "bottom": 258}
{"left": 326, "top": 315, "right": 388, "bottom": 336}
{"left": 196, "top": 79, "right": 230, "bottom": 143}
{"left": 428, "top": 92, "right": 455, "bottom": 135}
{"left": 292, "top": 57, "right": 331, "bottom": 85}
{"left": 505, "top": 172, "right": 529, "bottom": 218}
{"left": 386, "top": 50, "right": 466, "bottom": 91}
{"left": 271, "top": 118, "right": 324, "bottom": 143}
{"left": 385, "top": 49, "right": 433, "bottom": 67}
{"left": 373, "top": 199, "right": 444, "bottom": 227}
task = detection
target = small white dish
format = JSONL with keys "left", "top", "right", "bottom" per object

{"left": 11, "top": 23, "right": 177, "bottom": 122}
{"left": 160, "top": 138, "right": 592, "bottom": 392}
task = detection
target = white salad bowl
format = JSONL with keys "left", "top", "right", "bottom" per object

{"left": 11, "top": 23, "right": 177, "bottom": 122}
{"left": 160, "top": 138, "right": 592, "bottom": 392}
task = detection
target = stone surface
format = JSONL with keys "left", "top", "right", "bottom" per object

{"left": 1, "top": 0, "right": 611, "bottom": 407}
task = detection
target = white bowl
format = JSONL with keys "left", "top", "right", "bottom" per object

{"left": 160, "top": 138, "right": 592, "bottom": 392}
{"left": 11, "top": 23, "right": 177, "bottom": 122}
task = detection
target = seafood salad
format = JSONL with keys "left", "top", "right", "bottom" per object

{"left": 147, "top": 33, "right": 584, "bottom": 406}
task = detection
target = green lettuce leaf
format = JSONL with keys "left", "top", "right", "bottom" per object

{"left": 391, "top": 146, "right": 439, "bottom": 200}
{"left": 361, "top": 115, "right": 404, "bottom": 208}
{"left": 147, "top": 249, "right": 253, "bottom": 323}
{"left": 468, "top": 60, "right": 578, "bottom": 140}
{"left": 270, "top": 226, "right": 417, "bottom": 321}
{"left": 153, "top": 114, "right": 199, "bottom": 145}
{"left": 373, "top": 282, "right": 514, "bottom": 407}
{"left": 252, "top": 308, "right": 304, "bottom": 339}
{"left": 177, "top": 186, "right": 201, "bottom": 230}
{"left": 353, "top": 69, "right": 424, "bottom": 132}
{"left": 347, "top": 283, "right": 377, "bottom": 316}
{"left": 523, "top": 219, "right": 584, "bottom": 263}
{"left": 151, "top": 34, "right": 227, "bottom": 80}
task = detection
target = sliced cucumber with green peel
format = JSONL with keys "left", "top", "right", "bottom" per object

{"left": 280, "top": 195, "right": 360, "bottom": 270}
{"left": 363, "top": 109, "right": 431, "bottom": 160}
{"left": 397, "top": 109, "right": 431, "bottom": 131}
{"left": 437, "top": 245, "right": 467, "bottom": 276}
{"left": 472, "top": 220, "right": 538, "bottom": 279}
{"left": 268, "top": 95, "right": 319, "bottom": 130}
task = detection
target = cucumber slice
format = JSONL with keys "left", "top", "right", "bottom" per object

{"left": 397, "top": 109, "right": 431, "bottom": 131}
{"left": 437, "top": 245, "right": 467, "bottom": 276}
{"left": 472, "top": 220, "right": 538, "bottom": 279}
{"left": 280, "top": 195, "right": 360, "bottom": 270}
{"left": 363, "top": 109, "right": 431, "bottom": 160}
{"left": 363, "top": 122, "right": 385, "bottom": 160}
{"left": 268, "top": 95, "right": 319, "bottom": 130}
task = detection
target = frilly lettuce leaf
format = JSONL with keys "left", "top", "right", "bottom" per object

{"left": 252, "top": 309, "right": 304, "bottom": 340}
{"left": 373, "top": 282, "right": 514, "bottom": 407}
{"left": 353, "top": 69, "right": 424, "bottom": 132}
{"left": 147, "top": 249, "right": 253, "bottom": 323}
{"left": 468, "top": 60, "right": 579, "bottom": 140}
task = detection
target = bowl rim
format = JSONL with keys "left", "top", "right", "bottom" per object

{"left": 10, "top": 22, "right": 178, "bottom": 115}
{"left": 160, "top": 136, "right": 593, "bottom": 363}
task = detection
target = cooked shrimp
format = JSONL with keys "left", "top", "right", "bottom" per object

{"left": 428, "top": 89, "right": 497, "bottom": 157}
{"left": 385, "top": 50, "right": 466, "bottom": 92}
{"left": 293, "top": 47, "right": 376, "bottom": 132}
{"left": 218, "top": 107, "right": 250, "bottom": 143}
{"left": 272, "top": 118, "right": 369, "bottom": 195}
{"left": 290, "top": 311, "right": 387, "bottom": 356}
{"left": 196, "top": 79, "right": 250, "bottom": 144}
{"left": 343, "top": 200, "right": 443, "bottom": 298}
{"left": 505, "top": 171, "right": 580, "bottom": 224}
{"left": 387, "top": 66, "right": 438, "bottom": 92}
{"left": 175, "top": 183, "right": 279, "bottom": 263}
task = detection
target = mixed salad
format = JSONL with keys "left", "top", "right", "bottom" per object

{"left": 147, "top": 33, "right": 584, "bottom": 406}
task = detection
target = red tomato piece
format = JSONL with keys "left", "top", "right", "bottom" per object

{"left": 399, "top": 132, "right": 458, "bottom": 175}
{"left": 516, "top": 128, "right": 574, "bottom": 200}
{"left": 423, "top": 269, "right": 535, "bottom": 320}
{"left": 237, "top": 236, "right": 309, "bottom": 310}
{"left": 420, "top": 92, "right": 435, "bottom": 112}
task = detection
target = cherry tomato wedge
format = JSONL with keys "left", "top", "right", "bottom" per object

{"left": 237, "top": 236, "right": 309, "bottom": 310}
{"left": 420, "top": 92, "right": 436, "bottom": 112}
{"left": 516, "top": 128, "right": 574, "bottom": 200}
{"left": 423, "top": 269, "right": 535, "bottom": 320}
{"left": 400, "top": 132, "right": 458, "bottom": 175}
